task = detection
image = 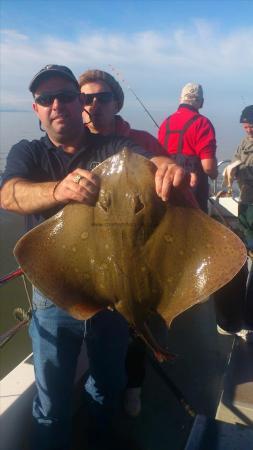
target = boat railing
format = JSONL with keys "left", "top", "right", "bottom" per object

{"left": 211, "top": 159, "right": 231, "bottom": 196}
{"left": 0, "top": 268, "right": 31, "bottom": 348}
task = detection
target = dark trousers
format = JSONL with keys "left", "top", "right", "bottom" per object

{"left": 238, "top": 203, "right": 253, "bottom": 250}
{"left": 213, "top": 261, "right": 253, "bottom": 332}
{"left": 126, "top": 334, "right": 146, "bottom": 388}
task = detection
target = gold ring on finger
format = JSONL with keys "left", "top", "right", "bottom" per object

{"left": 73, "top": 174, "right": 84, "bottom": 184}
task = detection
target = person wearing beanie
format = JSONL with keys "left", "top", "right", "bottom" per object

{"left": 223, "top": 105, "right": 253, "bottom": 247}
{"left": 240, "top": 105, "right": 253, "bottom": 125}
{"left": 79, "top": 69, "right": 170, "bottom": 418}
{"left": 214, "top": 105, "right": 253, "bottom": 344}
{"left": 158, "top": 82, "right": 218, "bottom": 212}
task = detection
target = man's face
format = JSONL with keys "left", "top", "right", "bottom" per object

{"left": 32, "top": 76, "right": 84, "bottom": 141}
{"left": 242, "top": 122, "right": 253, "bottom": 139}
{"left": 80, "top": 81, "right": 118, "bottom": 134}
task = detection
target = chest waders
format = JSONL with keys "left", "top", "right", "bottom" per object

{"left": 164, "top": 114, "right": 209, "bottom": 212}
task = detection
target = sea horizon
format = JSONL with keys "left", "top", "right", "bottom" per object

{"left": 0, "top": 110, "right": 240, "bottom": 174}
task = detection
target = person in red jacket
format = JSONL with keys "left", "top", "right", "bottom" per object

{"left": 158, "top": 83, "right": 218, "bottom": 212}
{"left": 79, "top": 69, "right": 167, "bottom": 418}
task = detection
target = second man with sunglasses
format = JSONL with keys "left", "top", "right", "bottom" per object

{"left": 79, "top": 69, "right": 170, "bottom": 419}
{"left": 79, "top": 69, "right": 165, "bottom": 154}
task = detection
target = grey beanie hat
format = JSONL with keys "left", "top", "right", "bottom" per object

{"left": 79, "top": 70, "right": 124, "bottom": 112}
{"left": 180, "top": 83, "right": 204, "bottom": 108}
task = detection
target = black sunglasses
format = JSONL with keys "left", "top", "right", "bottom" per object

{"left": 84, "top": 92, "right": 114, "bottom": 106}
{"left": 34, "top": 90, "right": 80, "bottom": 107}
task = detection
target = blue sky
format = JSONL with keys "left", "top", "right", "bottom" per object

{"left": 1, "top": 0, "right": 253, "bottom": 36}
{"left": 1, "top": 0, "right": 253, "bottom": 157}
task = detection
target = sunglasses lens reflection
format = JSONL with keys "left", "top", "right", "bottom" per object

{"left": 35, "top": 92, "right": 79, "bottom": 106}
{"left": 84, "top": 92, "right": 114, "bottom": 105}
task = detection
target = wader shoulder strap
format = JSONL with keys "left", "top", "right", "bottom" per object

{"left": 164, "top": 114, "right": 200, "bottom": 154}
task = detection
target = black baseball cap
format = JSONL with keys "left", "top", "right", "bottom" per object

{"left": 29, "top": 64, "right": 79, "bottom": 93}
{"left": 240, "top": 105, "right": 253, "bottom": 124}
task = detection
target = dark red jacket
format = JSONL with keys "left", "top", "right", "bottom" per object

{"left": 114, "top": 115, "right": 165, "bottom": 153}
{"left": 158, "top": 104, "right": 216, "bottom": 159}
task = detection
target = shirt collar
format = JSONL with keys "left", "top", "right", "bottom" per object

{"left": 42, "top": 129, "right": 90, "bottom": 151}
{"left": 42, "top": 134, "right": 56, "bottom": 150}
{"left": 178, "top": 103, "right": 199, "bottom": 113}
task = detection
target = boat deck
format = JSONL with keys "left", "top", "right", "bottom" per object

{"left": 71, "top": 299, "right": 234, "bottom": 450}
{"left": 216, "top": 339, "right": 253, "bottom": 426}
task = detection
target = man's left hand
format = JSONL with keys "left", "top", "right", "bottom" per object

{"left": 152, "top": 158, "right": 197, "bottom": 201}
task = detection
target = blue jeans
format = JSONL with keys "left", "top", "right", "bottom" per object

{"left": 29, "top": 289, "right": 129, "bottom": 450}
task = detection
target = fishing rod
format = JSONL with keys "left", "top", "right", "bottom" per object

{"left": 147, "top": 351, "right": 196, "bottom": 417}
{"left": 108, "top": 64, "right": 160, "bottom": 129}
{"left": 240, "top": 95, "right": 246, "bottom": 105}
{"left": 0, "top": 267, "right": 24, "bottom": 286}
{"left": 0, "top": 316, "right": 30, "bottom": 348}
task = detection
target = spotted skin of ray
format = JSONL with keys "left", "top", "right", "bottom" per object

{"left": 14, "top": 149, "right": 247, "bottom": 355}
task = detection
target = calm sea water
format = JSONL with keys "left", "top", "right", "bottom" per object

{"left": 0, "top": 112, "right": 40, "bottom": 378}
{"left": 0, "top": 110, "right": 235, "bottom": 172}
{"left": 0, "top": 111, "right": 42, "bottom": 172}
{"left": 0, "top": 210, "right": 32, "bottom": 379}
